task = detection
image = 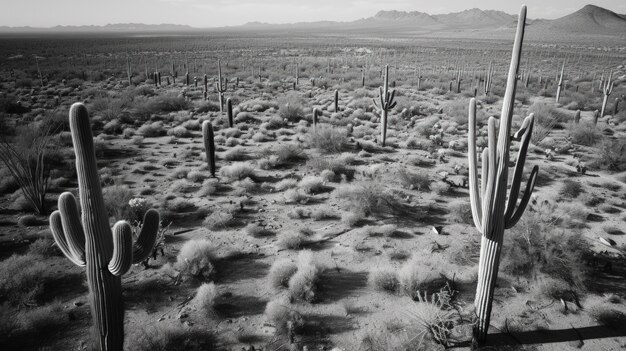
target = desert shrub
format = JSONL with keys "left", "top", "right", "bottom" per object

{"left": 278, "top": 92, "right": 304, "bottom": 122}
{"left": 336, "top": 181, "right": 400, "bottom": 217}
{"left": 306, "top": 156, "right": 355, "bottom": 181}
{"left": 528, "top": 102, "right": 569, "bottom": 144}
{"left": 264, "top": 299, "right": 304, "bottom": 335}
{"left": 102, "top": 185, "right": 134, "bottom": 220}
{"left": 449, "top": 201, "right": 473, "bottom": 224}
{"left": 222, "top": 147, "right": 246, "bottom": 161}
{"left": 407, "top": 286, "right": 459, "bottom": 346}
{"left": 137, "top": 93, "right": 190, "bottom": 115}
{"left": 219, "top": 162, "right": 255, "bottom": 181}
{"left": 190, "top": 283, "right": 218, "bottom": 315}
{"left": 195, "top": 101, "right": 220, "bottom": 113}
{"left": 298, "top": 176, "right": 327, "bottom": 194}
{"left": 398, "top": 255, "right": 449, "bottom": 299}
{"left": 311, "top": 206, "right": 337, "bottom": 220}
{"left": 174, "top": 239, "right": 217, "bottom": 280}
{"left": 136, "top": 122, "right": 165, "bottom": 137}
{"left": 587, "top": 297, "right": 626, "bottom": 328}
{"left": 593, "top": 139, "right": 626, "bottom": 171}
{"left": 166, "top": 126, "right": 192, "bottom": 138}
{"left": 369, "top": 268, "right": 400, "bottom": 293}
{"left": 397, "top": 169, "right": 431, "bottom": 191}
{"left": 308, "top": 125, "right": 347, "bottom": 153}
{"left": 288, "top": 250, "right": 321, "bottom": 302}
{"left": 283, "top": 188, "right": 310, "bottom": 204}
{"left": 274, "top": 178, "right": 298, "bottom": 191}
{"left": 203, "top": 210, "right": 236, "bottom": 231}
{"left": 275, "top": 143, "right": 307, "bottom": 164}
{"left": 244, "top": 223, "right": 272, "bottom": 238}
{"left": 267, "top": 259, "right": 298, "bottom": 290}
{"left": 0, "top": 254, "right": 73, "bottom": 306}
{"left": 28, "top": 236, "right": 61, "bottom": 257}
{"left": 431, "top": 181, "right": 451, "bottom": 195}
{"left": 278, "top": 231, "right": 308, "bottom": 250}
{"left": 559, "top": 179, "right": 584, "bottom": 198}
{"left": 17, "top": 214, "right": 40, "bottom": 227}
{"left": 568, "top": 122, "right": 603, "bottom": 146}
{"left": 501, "top": 209, "right": 591, "bottom": 288}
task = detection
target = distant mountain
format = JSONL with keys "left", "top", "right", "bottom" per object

{"left": 0, "top": 5, "right": 624, "bottom": 40}
{"left": 0, "top": 23, "right": 194, "bottom": 33}
{"left": 529, "top": 4, "right": 626, "bottom": 34}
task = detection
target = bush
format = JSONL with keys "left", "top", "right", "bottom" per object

{"left": 559, "top": 179, "right": 583, "bottom": 198}
{"left": 594, "top": 139, "right": 626, "bottom": 171}
{"left": 219, "top": 162, "right": 255, "bottom": 181}
{"left": 222, "top": 147, "right": 246, "bottom": 161}
{"left": 203, "top": 210, "right": 236, "bottom": 231}
{"left": 267, "top": 259, "right": 298, "bottom": 290}
{"left": 397, "top": 169, "right": 431, "bottom": 191}
{"left": 174, "top": 239, "right": 217, "bottom": 280}
{"left": 336, "top": 181, "right": 400, "bottom": 217}
{"left": 166, "top": 126, "right": 192, "bottom": 138}
{"left": 449, "top": 201, "right": 473, "bottom": 224}
{"left": 136, "top": 122, "right": 165, "bottom": 137}
{"left": 275, "top": 143, "right": 307, "bottom": 164}
{"left": 288, "top": 251, "right": 321, "bottom": 302}
{"left": 278, "top": 93, "right": 304, "bottom": 122}
{"left": 308, "top": 125, "right": 348, "bottom": 153}
{"left": 278, "top": 231, "right": 308, "bottom": 250}
{"left": 398, "top": 255, "right": 449, "bottom": 299}
{"left": 102, "top": 185, "right": 134, "bottom": 220}
{"left": 568, "top": 122, "right": 603, "bottom": 146}
{"left": 190, "top": 283, "right": 218, "bottom": 315}
{"left": 125, "top": 325, "right": 216, "bottom": 351}
{"left": 264, "top": 299, "right": 304, "bottom": 335}
{"left": 369, "top": 268, "right": 400, "bottom": 293}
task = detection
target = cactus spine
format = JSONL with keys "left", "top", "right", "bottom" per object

{"left": 556, "top": 60, "right": 565, "bottom": 103}
{"left": 468, "top": 5, "right": 538, "bottom": 345}
{"left": 202, "top": 121, "right": 216, "bottom": 177}
{"left": 216, "top": 59, "right": 228, "bottom": 113}
{"left": 600, "top": 71, "right": 614, "bottom": 118}
{"left": 227, "top": 98, "right": 234, "bottom": 128}
{"left": 373, "top": 65, "right": 397, "bottom": 147}
{"left": 49, "top": 103, "right": 159, "bottom": 351}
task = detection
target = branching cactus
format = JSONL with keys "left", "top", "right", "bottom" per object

{"left": 216, "top": 59, "right": 228, "bottom": 113}
{"left": 556, "top": 60, "right": 565, "bottom": 103}
{"left": 202, "top": 120, "right": 216, "bottom": 177}
{"left": 600, "top": 71, "right": 614, "bottom": 118}
{"left": 49, "top": 103, "right": 159, "bottom": 351}
{"left": 373, "top": 65, "right": 396, "bottom": 146}
{"left": 468, "top": 5, "right": 538, "bottom": 345}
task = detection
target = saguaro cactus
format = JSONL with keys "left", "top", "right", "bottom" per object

{"left": 556, "top": 60, "right": 565, "bottom": 103}
{"left": 312, "top": 107, "right": 320, "bottom": 128}
{"left": 600, "top": 71, "right": 614, "bottom": 118}
{"left": 226, "top": 98, "right": 234, "bottom": 128}
{"left": 49, "top": 103, "right": 159, "bottom": 351}
{"left": 202, "top": 121, "right": 216, "bottom": 177}
{"left": 126, "top": 56, "right": 132, "bottom": 86}
{"left": 216, "top": 59, "right": 228, "bottom": 113}
{"left": 334, "top": 89, "right": 339, "bottom": 112}
{"left": 468, "top": 5, "right": 538, "bottom": 345}
{"left": 373, "top": 65, "right": 396, "bottom": 147}
{"left": 484, "top": 62, "right": 493, "bottom": 96}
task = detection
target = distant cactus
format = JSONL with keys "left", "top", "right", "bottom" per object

{"left": 574, "top": 109, "right": 581, "bottom": 124}
{"left": 334, "top": 89, "right": 339, "bottom": 112}
{"left": 126, "top": 56, "right": 132, "bottom": 86}
{"left": 216, "top": 60, "right": 228, "bottom": 113}
{"left": 49, "top": 103, "right": 159, "bottom": 351}
{"left": 312, "top": 107, "right": 320, "bottom": 127}
{"left": 373, "top": 65, "right": 397, "bottom": 147}
{"left": 600, "top": 71, "right": 614, "bottom": 118}
{"left": 484, "top": 62, "right": 493, "bottom": 95}
{"left": 202, "top": 121, "right": 216, "bottom": 177}
{"left": 468, "top": 5, "right": 537, "bottom": 346}
{"left": 556, "top": 60, "right": 565, "bottom": 103}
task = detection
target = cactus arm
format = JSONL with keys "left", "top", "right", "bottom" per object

{"left": 57, "top": 192, "right": 86, "bottom": 264}
{"left": 481, "top": 148, "right": 488, "bottom": 209}
{"left": 482, "top": 117, "right": 498, "bottom": 232}
{"left": 504, "top": 114, "right": 535, "bottom": 221}
{"left": 512, "top": 113, "right": 532, "bottom": 141}
{"left": 505, "top": 165, "right": 538, "bottom": 229}
{"left": 468, "top": 98, "right": 483, "bottom": 230}
{"left": 50, "top": 210, "right": 86, "bottom": 266}
{"left": 108, "top": 221, "right": 133, "bottom": 276}
{"left": 131, "top": 209, "right": 160, "bottom": 263}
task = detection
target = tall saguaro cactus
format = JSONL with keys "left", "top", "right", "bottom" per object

{"left": 468, "top": 5, "right": 538, "bottom": 345}
{"left": 202, "top": 121, "right": 216, "bottom": 177}
{"left": 556, "top": 60, "right": 565, "bottom": 103}
{"left": 600, "top": 71, "right": 614, "bottom": 118}
{"left": 49, "top": 103, "right": 160, "bottom": 351}
{"left": 373, "top": 65, "right": 396, "bottom": 147}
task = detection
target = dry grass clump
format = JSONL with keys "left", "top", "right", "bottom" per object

{"left": 306, "top": 156, "right": 355, "bottom": 181}
{"left": 283, "top": 188, "right": 310, "bottom": 204}
{"left": 222, "top": 147, "right": 247, "bottom": 161}
{"left": 101, "top": 184, "right": 134, "bottom": 220}
{"left": 297, "top": 175, "right": 328, "bottom": 194}
{"left": 264, "top": 299, "right": 304, "bottom": 335}
{"left": 449, "top": 201, "right": 473, "bottom": 224}
{"left": 311, "top": 206, "right": 337, "bottom": 220}
{"left": 278, "top": 92, "right": 304, "bottom": 122}
{"left": 398, "top": 254, "right": 451, "bottom": 299}
{"left": 308, "top": 125, "right": 348, "bottom": 153}
{"left": 277, "top": 230, "right": 310, "bottom": 250}
{"left": 336, "top": 180, "right": 400, "bottom": 217}
{"left": 397, "top": 168, "right": 431, "bottom": 191}
{"left": 219, "top": 162, "right": 255, "bottom": 181}
{"left": 245, "top": 223, "right": 273, "bottom": 238}
{"left": 203, "top": 209, "right": 236, "bottom": 231}
{"left": 125, "top": 325, "right": 216, "bottom": 351}
{"left": 559, "top": 179, "right": 584, "bottom": 198}
{"left": 586, "top": 295, "right": 626, "bottom": 328}
{"left": 568, "top": 122, "right": 603, "bottom": 146}
{"left": 407, "top": 285, "right": 459, "bottom": 347}
{"left": 136, "top": 121, "right": 165, "bottom": 137}
{"left": 369, "top": 267, "right": 400, "bottom": 293}
{"left": 174, "top": 239, "right": 217, "bottom": 280}
{"left": 593, "top": 139, "right": 626, "bottom": 172}
{"left": 166, "top": 126, "right": 192, "bottom": 138}
{"left": 267, "top": 259, "right": 298, "bottom": 290}
{"left": 274, "top": 178, "right": 298, "bottom": 191}
{"left": 275, "top": 143, "right": 307, "bottom": 164}
{"left": 190, "top": 283, "right": 219, "bottom": 316}
{"left": 288, "top": 250, "right": 322, "bottom": 302}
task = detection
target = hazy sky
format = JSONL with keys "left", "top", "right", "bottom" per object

{"left": 2, "top": 0, "right": 625, "bottom": 27}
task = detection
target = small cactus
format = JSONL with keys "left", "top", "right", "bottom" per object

{"left": 202, "top": 121, "right": 216, "bottom": 177}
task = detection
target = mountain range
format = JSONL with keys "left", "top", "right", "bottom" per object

{"left": 0, "top": 5, "right": 624, "bottom": 39}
